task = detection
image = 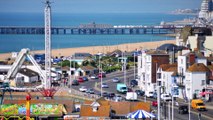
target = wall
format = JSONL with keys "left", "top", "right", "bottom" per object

{"left": 185, "top": 72, "right": 207, "bottom": 99}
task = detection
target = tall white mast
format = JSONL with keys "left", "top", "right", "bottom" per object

{"left": 44, "top": 0, "right": 51, "bottom": 89}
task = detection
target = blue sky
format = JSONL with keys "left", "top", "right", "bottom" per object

{"left": 0, "top": 0, "right": 201, "bottom": 13}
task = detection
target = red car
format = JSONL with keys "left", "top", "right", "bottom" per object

{"left": 78, "top": 77, "right": 84, "bottom": 83}
{"left": 152, "top": 101, "right": 158, "bottom": 107}
{"left": 98, "top": 72, "right": 106, "bottom": 78}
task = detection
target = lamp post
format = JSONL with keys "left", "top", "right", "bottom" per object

{"left": 134, "top": 52, "right": 136, "bottom": 80}
{"left": 154, "top": 60, "right": 161, "bottom": 120}
{"left": 99, "top": 55, "right": 102, "bottom": 97}
{"left": 187, "top": 88, "right": 191, "bottom": 120}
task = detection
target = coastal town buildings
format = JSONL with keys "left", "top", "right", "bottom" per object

{"left": 137, "top": 50, "right": 169, "bottom": 95}
{"left": 199, "top": 0, "right": 213, "bottom": 21}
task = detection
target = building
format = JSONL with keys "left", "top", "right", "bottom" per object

{"left": 157, "top": 64, "right": 177, "bottom": 94}
{"left": 16, "top": 68, "right": 39, "bottom": 83}
{"left": 199, "top": 0, "right": 213, "bottom": 21}
{"left": 185, "top": 63, "right": 210, "bottom": 99}
{"left": 137, "top": 50, "right": 169, "bottom": 95}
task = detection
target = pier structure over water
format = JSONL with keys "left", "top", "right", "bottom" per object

{"left": 0, "top": 23, "right": 183, "bottom": 35}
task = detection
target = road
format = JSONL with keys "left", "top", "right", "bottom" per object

{"left": 72, "top": 68, "right": 213, "bottom": 120}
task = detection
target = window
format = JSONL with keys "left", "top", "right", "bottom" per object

{"left": 201, "top": 80, "right": 206, "bottom": 85}
{"left": 181, "top": 59, "right": 183, "bottom": 64}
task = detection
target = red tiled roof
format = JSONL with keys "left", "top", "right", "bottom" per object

{"left": 146, "top": 50, "right": 167, "bottom": 55}
{"left": 166, "top": 67, "right": 177, "bottom": 72}
{"left": 80, "top": 105, "right": 111, "bottom": 117}
{"left": 159, "top": 63, "right": 177, "bottom": 71}
{"left": 110, "top": 101, "right": 151, "bottom": 115}
{"left": 187, "top": 63, "right": 210, "bottom": 72}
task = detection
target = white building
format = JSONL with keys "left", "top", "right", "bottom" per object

{"left": 137, "top": 50, "right": 169, "bottom": 96}
{"left": 185, "top": 63, "right": 209, "bottom": 99}
{"left": 16, "top": 68, "right": 39, "bottom": 83}
{"left": 157, "top": 64, "right": 177, "bottom": 94}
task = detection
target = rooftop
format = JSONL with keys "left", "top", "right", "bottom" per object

{"left": 187, "top": 63, "right": 210, "bottom": 72}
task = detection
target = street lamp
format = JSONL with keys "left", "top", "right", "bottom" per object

{"left": 154, "top": 60, "right": 161, "bottom": 120}
{"left": 134, "top": 52, "right": 136, "bottom": 80}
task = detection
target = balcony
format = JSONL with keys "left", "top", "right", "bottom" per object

{"left": 176, "top": 82, "right": 185, "bottom": 88}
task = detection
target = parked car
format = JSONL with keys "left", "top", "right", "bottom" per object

{"left": 128, "top": 88, "right": 133, "bottom": 92}
{"left": 82, "top": 76, "right": 89, "bottom": 81}
{"left": 90, "top": 75, "right": 98, "bottom": 79}
{"left": 108, "top": 93, "right": 115, "bottom": 98}
{"left": 135, "top": 90, "right": 145, "bottom": 96}
{"left": 102, "top": 83, "right": 109, "bottom": 88}
{"left": 79, "top": 86, "right": 87, "bottom": 92}
{"left": 86, "top": 88, "right": 95, "bottom": 94}
{"left": 102, "top": 92, "right": 109, "bottom": 97}
{"left": 71, "top": 80, "right": 79, "bottom": 86}
{"left": 178, "top": 105, "right": 188, "bottom": 114}
{"left": 98, "top": 72, "right": 106, "bottom": 78}
{"left": 146, "top": 91, "right": 154, "bottom": 98}
{"left": 113, "top": 95, "right": 123, "bottom": 101}
{"left": 78, "top": 77, "right": 84, "bottom": 83}
{"left": 161, "top": 94, "right": 172, "bottom": 101}
{"left": 152, "top": 101, "right": 158, "bottom": 107}
{"left": 130, "top": 79, "right": 138, "bottom": 87}
{"left": 112, "top": 77, "right": 120, "bottom": 83}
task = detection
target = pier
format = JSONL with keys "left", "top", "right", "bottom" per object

{"left": 0, "top": 23, "right": 183, "bottom": 35}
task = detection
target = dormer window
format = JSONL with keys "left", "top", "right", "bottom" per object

{"left": 90, "top": 101, "right": 100, "bottom": 112}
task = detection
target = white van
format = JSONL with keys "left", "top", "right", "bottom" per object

{"left": 126, "top": 92, "right": 137, "bottom": 100}
{"left": 146, "top": 91, "right": 154, "bottom": 98}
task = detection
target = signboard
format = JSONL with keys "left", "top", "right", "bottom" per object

{"left": 0, "top": 104, "right": 65, "bottom": 116}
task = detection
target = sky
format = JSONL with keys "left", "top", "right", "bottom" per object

{"left": 0, "top": 0, "right": 202, "bottom": 13}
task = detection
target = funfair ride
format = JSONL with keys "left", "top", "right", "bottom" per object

{"left": 40, "top": 0, "right": 56, "bottom": 98}
{"left": 2, "top": 0, "right": 56, "bottom": 98}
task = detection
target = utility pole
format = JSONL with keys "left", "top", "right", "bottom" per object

{"left": 156, "top": 62, "right": 161, "bottom": 120}
{"left": 134, "top": 52, "right": 136, "bottom": 80}
{"left": 172, "top": 90, "right": 174, "bottom": 120}
{"left": 99, "top": 55, "right": 102, "bottom": 97}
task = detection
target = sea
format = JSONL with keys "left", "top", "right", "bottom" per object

{"left": 0, "top": 13, "right": 194, "bottom": 53}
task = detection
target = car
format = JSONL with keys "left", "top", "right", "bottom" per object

{"left": 101, "top": 83, "right": 109, "bottom": 88}
{"left": 79, "top": 86, "right": 87, "bottom": 92}
{"left": 161, "top": 94, "right": 172, "bottom": 101}
{"left": 152, "top": 101, "right": 158, "bottom": 107}
{"left": 113, "top": 95, "right": 123, "bottom": 101}
{"left": 146, "top": 91, "right": 154, "bottom": 98}
{"left": 71, "top": 80, "right": 79, "bottom": 86}
{"left": 112, "top": 77, "right": 120, "bottom": 83}
{"left": 86, "top": 88, "right": 95, "bottom": 94}
{"left": 135, "top": 90, "right": 145, "bottom": 96}
{"left": 130, "top": 79, "right": 138, "bottom": 87}
{"left": 128, "top": 88, "right": 133, "bottom": 92}
{"left": 82, "top": 76, "right": 89, "bottom": 81}
{"left": 78, "top": 77, "right": 84, "bottom": 83}
{"left": 90, "top": 75, "right": 98, "bottom": 79}
{"left": 102, "top": 92, "right": 109, "bottom": 97}
{"left": 108, "top": 93, "right": 115, "bottom": 98}
{"left": 98, "top": 72, "right": 106, "bottom": 78}
{"left": 178, "top": 105, "right": 188, "bottom": 114}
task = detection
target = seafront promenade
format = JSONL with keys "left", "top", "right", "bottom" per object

{"left": 0, "top": 40, "right": 175, "bottom": 61}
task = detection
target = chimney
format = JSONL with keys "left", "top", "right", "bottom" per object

{"left": 189, "top": 53, "right": 195, "bottom": 65}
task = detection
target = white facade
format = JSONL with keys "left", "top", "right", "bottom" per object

{"left": 16, "top": 73, "right": 39, "bottom": 83}
{"left": 138, "top": 52, "right": 156, "bottom": 95}
{"left": 177, "top": 56, "right": 187, "bottom": 77}
{"left": 204, "top": 36, "right": 213, "bottom": 57}
{"left": 196, "top": 58, "right": 207, "bottom": 66}
{"left": 185, "top": 72, "right": 207, "bottom": 99}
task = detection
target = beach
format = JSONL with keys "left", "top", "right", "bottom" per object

{"left": 0, "top": 40, "right": 175, "bottom": 61}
